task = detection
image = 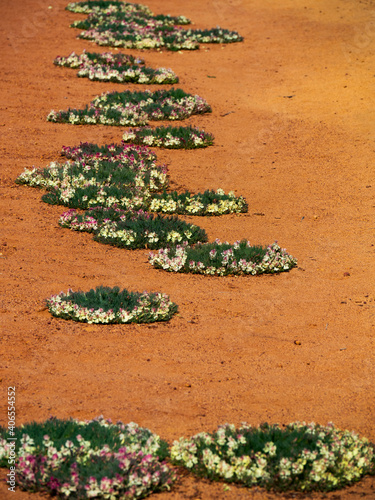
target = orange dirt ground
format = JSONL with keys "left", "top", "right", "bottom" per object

{"left": 0, "top": 0, "right": 374, "bottom": 498}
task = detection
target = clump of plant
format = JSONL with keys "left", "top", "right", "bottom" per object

{"left": 17, "top": 170, "right": 246, "bottom": 213}
{"left": 16, "top": 141, "right": 247, "bottom": 214}
{"left": 0, "top": 416, "right": 175, "bottom": 498}
{"left": 75, "top": 19, "right": 242, "bottom": 52}
{"left": 16, "top": 160, "right": 167, "bottom": 192}
{"left": 59, "top": 207, "right": 208, "bottom": 249}
{"left": 16, "top": 166, "right": 166, "bottom": 214}
{"left": 66, "top": 1, "right": 154, "bottom": 16}
{"left": 171, "top": 421, "right": 375, "bottom": 492}
{"left": 46, "top": 286, "right": 178, "bottom": 323}
{"left": 42, "top": 184, "right": 151, "bottom": 210}
{"left": 72, "top": 11, "right": 191, "bottom": 30}
{"left": 60, "top": 140, "right": 161, "bottom": 163}
{"left": 123, "top": 125, "right": 214, "bottom": 149}
{"left": 148, "top": 189, "right": 247, "bottom": 215}
{"left": 54, "top": 50, "right": 143, "bottom": 68}
{"left": 149, "top": 240, "right": 297, "bottom": 276}
{"left": 66, "top": 0, "right": 190, "bottom": 26}
{"left": 54, "top": 50, "right": 179, "bottom": 84}
{"left": 16, "top": 142, "right": 168, "bottom": 207}
{"left": 17, "top": 171, "right": 247, "bottom": 215}
{"left": 67, "top": 2, "right": 242, "bottom": 51}
{"left": 47, "top": 88, "right": 211, "bottom": 126}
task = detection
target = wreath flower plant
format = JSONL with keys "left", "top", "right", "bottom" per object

{"left": 59, "top": 207, "right": 208, "bottom": 249}
{"left": 47, "top": 88, "right": 211, "bottom": 127}
{"left": 61, "top": 140, "right": 152, "bottom": 160}
{"left": 147, "top": 189, "right": 247, "bottom": 215}
{"left": 54, "top": 50, "right": 179, "bottom": 85}
{"left": 46, "top": 286, "right": 178, "bottom": 324}
{"left": 54, "top": 49, "right": 143, "bottom": 69}
{"left": 75, "top": 20, "right": 243, "bottom": 51}
{"left": 43, "top": 185, "right": 246, "bottom": 214}
{"left": 16, "top": 144, "right": 168, "bottom": 196}
{"left": 149, "top": 240, "right": 297, "bottom": 276}
{"left": 66, "top": 1, "right": 190, "bottom": 26}
{"left": 71, "top": 10, "right": 191, "bottom": 31}
{"left": 2, "top": 417, "right": 373, "bottom": 497}
{"left": 43, "top": 183, "right": 151, "bottom": 210}
{"left": 0, "top": 416, "right": 176, "bottom": 498}
{"left": 66, "top": 1, "right": 154, "bottom": 16}
{"left": 66, "top": 1, "right": 242, "bottom": 51}
{"left": 171, "top": 421, "right": 375, "bottom": 492}
{"left": 60, "top": 140, "right": 163, "bottom": 165}
{"left": 123, "top": 125, "right": 214, "bottom": 149}
{"left": 16, "top": 142, "right": 247, "bottom": 214}
{"left": 17, "top": 166, "right": 247, "bottom": 215}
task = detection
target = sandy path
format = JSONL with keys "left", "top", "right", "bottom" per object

{"left": 0, "top": 0, "right": 374, "bottom": 498}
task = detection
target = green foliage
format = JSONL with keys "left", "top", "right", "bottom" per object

{"left": 0, "top": 417, "right": 175, "bottom": 498}
{"left": 59, "top": 207, "right": 208, "bottom": 249}
{"left": 54, "top": 50, "right": 143, "bottom": 68}
{"left": 186, "top": 240, "right": 266, "bottom": 266}
{"left": 60, "top": 141, "right": 162, "bottom": 166}
{"left": 59, "top": 286, "right": 145, "bottom": 313}
{"left": 62, "top": 140, "right": 137, "bottom": 159}
{"left": 47, "top": 286, "right": 179, "bottom": 324}
{"left": 66, "top": 1, "right": 152, "bottom": 15}
{"left": 81, "top": 50, "right": 141, "bottom": 64}
{"left": 41, "top": 184, "right": 148, "bottom": 210}
{"left": 71, "top": 11, "right": 190, "bottom": 29}
{"left": 66, "top": 2, "right": 242, "bottom": 51}
{"left": 51, "top": 160, "right": 136, "bottom": 185}
{"left": 67, "top": 1, "right": 126, "bottom": 10}
{"left": 148, "top": 189, "right": 247, "bottom": 215}
{"left": 123, "top": 125, "right": 214, "bottom": 149}
{"left": 185, "top": 27, "right": 243, "bottom": 43}
{"left": 0, "top": 417, "right": 168, "bottom": 463}
{"left": 149, "top": 241, "right": 297, "bottom": 276}
{"left": 17, "top": 150, "right": 166, "bottom": 194}
{"left": 17, "top": 156, "right": 246, "bottom": 214}
{"left": 96, "top": 88, "right": 177, "bottom": 106}
{"left": 171, "top": 422, "right": 375, "bottom": 492}
{"left": 47, "top": 88, "right": 211, "bottom": 126}
{"left": 95, "top": 215, "right": 207, "bottom": 249}
{"left": 54, "top": 50, "right": 179, "bottom": 85}
{"left": 60, "top": 207, "right": 207, "bottom": 249}
{"left": 16, "top": 142, "right": 171, "bottom": 211}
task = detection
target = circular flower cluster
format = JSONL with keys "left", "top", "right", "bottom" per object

{"left": 149, "top": 240, "right": 297, "bottom": 276}
{"left": 69, "top": 5, "right": 241, "bottom": 51}
{"left": 47, "top": 89, "right": 211, "bottom": 127}
{"left": 43, "top": 184, "right": 150, "bottom": 210}
{"left": 46, "top": 286, "right": 178, "bottom": 324}
{"left": 123, "top": 125, "right": 214, "bottom": 149}
{"left": 16, "top": 142, "right": 247, "bottom": 214}
{"left": 54, "top": 50, "right": 142, "bottom": 69}
{"left": 67, "top": 3, "right": 242, "bottom": 52}
{"left": 59, "top": 207, "right": 208, "bottom": 249}
{"left": 54, "top": 50, "right": 179, "bottom": 85}
{"left": 16, "top": 142, "right": 170, "bottom": 210}
{"left": 78, "top": 64, "right": 178, "bottom": 84}
{"left": 77, "top": 24, "right": 242, "bottom": 51}
{"left": 66, "top": 1, "right": 153, "bottom": 15}
{"left": 171, "top": 421, "right": 375, "bottom": 492}
{"left": 0, "top": 416, "right": 175, "bottom": 499}
{"left": 16, "top": 159, "right": 167, "bottom": 194}
{"left": 148, "top": 189, "right": 247, "bottom": 216}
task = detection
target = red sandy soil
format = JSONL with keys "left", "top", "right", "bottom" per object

{"left": 0, "top": 0, "right": 374, "bottom": 498}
